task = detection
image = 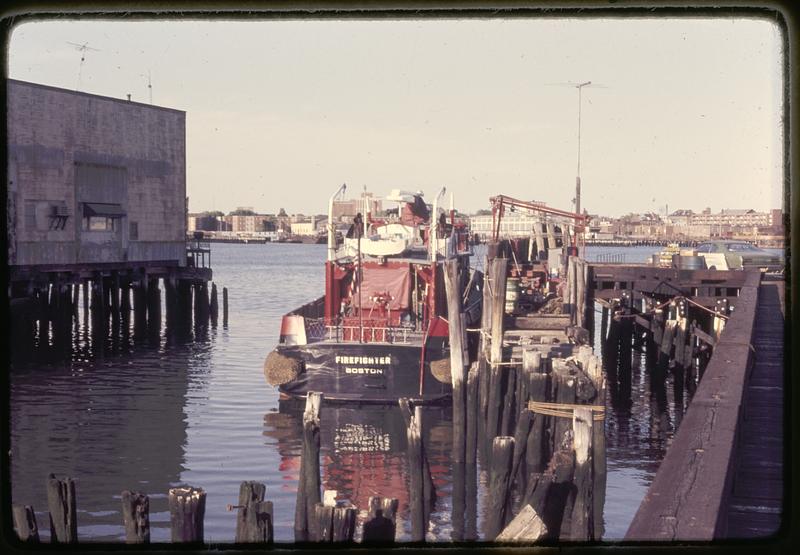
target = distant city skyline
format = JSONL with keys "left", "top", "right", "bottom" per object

{"left": 8, "top": 16, "right": 784, "bottom": 217}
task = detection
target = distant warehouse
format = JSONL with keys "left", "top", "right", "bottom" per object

{"left": 7, "top": 78, "right": 187, "bottom": 268}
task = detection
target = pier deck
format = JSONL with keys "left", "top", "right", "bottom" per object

{"left": 724, "top": 280, "right": 784, "bottom": 538}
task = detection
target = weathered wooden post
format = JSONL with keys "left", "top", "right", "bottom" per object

{"left": 311, "top": 496, "right": 356, "bottom": 543}
{"left": 525, "top": 351, "right": 547, "bottom": 475}
{"left": 133, "top": 278, "right": 147, "bottom": 339}
{"left": 466, "top": 362, "right": 479, "bottom": 465}
{"left": 209, "top": 282, "right": 219, "bottom": 326}
{"left": 486, "top": 255, "right": 508, "bottom": 443}
{"left": 232, "top": 481, "right": 273, "bottom": 543}
{"left": 588, "top": 355, "right": 606, "bottom": 540}
{"left": 71, "top": 282, "right": 80, "bottom": 321}
{"left": 444, "top": 258, "right": 467, "bottom": 464}
{"left": 81, "top": 280, "right": 89, "bottom": 325}
{"left": 121, "top": 490, "right": 150, "bottom": 543}
{"left": 486, "top": 436, "right": 515, "bottom": 539}
{"left": 399, "top": 398, "right": 425, "bottom": 541}
{"left": 168, "top": 486, "right": 206, "bottom": 543}
{"left": 568, "top": 407, "right": 594, "bottom": 540}
{"left": 294, "top": 391, "right": 322, "bottom": 542}
{"left": 146, "top": 277, "right": 161, "bottom": 335}
{"left": 500, "top": 364, "right": 517, "bottom": 437}
{"left": 12, "top": 505, "right": 40, "bottom": 543}
{"left": 222, "top": 286, "right": 229, "bottom": 326}
{"left": 362, "top": 497, "right": 398, "bottom": 543}
{"left": 46, "top": 474, "right": 77, "bottom": 543}
{"left": 110, "top": 272, "right": 121, "bottom": 334}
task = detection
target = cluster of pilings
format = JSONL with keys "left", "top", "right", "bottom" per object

{"left": 9, "top": 268, "right": 227, "bottom": 360}
{"left": 441, "top": 242, "right": 606, "bottom": 543}
{"left": 598, "top": 289, "right": 722, "bottom": 430}
{"left": 13, "top": 460, "right": 396, "bottom": 545}
{"left": 292, "top": 392, "right": 406, "bottom": 543}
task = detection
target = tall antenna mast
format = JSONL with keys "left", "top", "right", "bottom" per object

{"left": 67, "top": 41, "right": 100, "bottom": 91}
{"left": 140, "top": 70, "right": 153, "bottom": 104}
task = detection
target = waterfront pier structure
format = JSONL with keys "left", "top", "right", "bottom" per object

{"left": 6, "top": 79, "right": 214, "bottom": 356}
{"left": 589, "top": 263, "right": 784, "bottom": 540}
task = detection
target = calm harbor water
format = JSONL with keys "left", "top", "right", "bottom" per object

{"left": 11, "top": 242, "right": 689, "bottom": 543}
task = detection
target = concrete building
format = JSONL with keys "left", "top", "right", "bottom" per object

{"left": 7, "top": 79, "right": 187, "bottom": 267}
{"left": 470, "top": 212, "right": 540, "bottom": 240}
{"left": 690, "top": 209, "right": 770, "bottom": 228}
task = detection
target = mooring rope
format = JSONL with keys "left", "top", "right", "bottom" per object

{"left": 528, "top": 400, "right": 606, "bottom": 421}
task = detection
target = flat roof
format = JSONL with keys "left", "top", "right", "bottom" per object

{"left": 7, "top": 78, "right": 185, "bottom": 115}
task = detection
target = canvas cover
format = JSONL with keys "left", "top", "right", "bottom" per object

{"left": 352, "top": 265, "right": 410, "bottom": 310}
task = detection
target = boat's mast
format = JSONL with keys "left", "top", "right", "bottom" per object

{"left": 327, "top": 183, "right": 346, "bottom": 261}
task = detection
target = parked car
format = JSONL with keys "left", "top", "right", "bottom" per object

{"left": 695, "top": 240, "right": 783, "bottom": 271}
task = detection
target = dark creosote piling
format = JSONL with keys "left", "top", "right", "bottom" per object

{"left": 121, "top": 490, "right": 150, "bottom": 544}
{"left": 294, "top": 391, "right": 322, "bottom": 542}
{"left": 486, "top": 436, "right": 515, "bottom": 540}
{"left": 399, "top": 398, "right": 426, "bottom": 541}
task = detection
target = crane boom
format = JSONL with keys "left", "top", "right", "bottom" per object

{"left": 489, "top": 194, "right": 587, "bottom": 244}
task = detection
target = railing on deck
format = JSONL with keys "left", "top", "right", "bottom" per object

{"left": 303, "top": 317, "right": 423, "bottom": 344}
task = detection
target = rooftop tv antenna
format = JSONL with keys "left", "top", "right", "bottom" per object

{"left": 140, "top": 70, "right": 153, "bottom": 104}
{"left": 67, "top": 41, "right": 100, "bottom": 91}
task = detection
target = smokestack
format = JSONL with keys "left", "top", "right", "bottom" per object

{"left": 126, "top": 94, "right": 131, "bottom": 101}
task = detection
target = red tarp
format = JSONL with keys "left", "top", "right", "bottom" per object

{"left": 352, "top": 265, "right": 410, "bottom": 310}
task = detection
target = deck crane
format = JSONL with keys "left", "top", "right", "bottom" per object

{"left": 489, "top": 194, "right": 588, "bottom": 247}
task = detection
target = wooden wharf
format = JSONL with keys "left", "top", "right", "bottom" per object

{"left": 591, "top": 262, "right": 786, "bottom": 541}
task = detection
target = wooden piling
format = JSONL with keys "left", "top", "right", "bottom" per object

{"left": 588, "top": 355, "right": 606, "bottom": 540}
{"left": 550, "top": 363, "right": 577, "bottom": 453}
{"left": 486, "top": 436, "right": 515, "bottom": 539}
{"left": 233, "top": 481, "right": 273, "bottom": 543}
{"left": 81, "top": 280, "right": 89, "bottom": 324}
{"left": 223, "top": 286, "right": 229, "bottom": 326}
{"left": 486, "top": 256, "right": 508, "bottom": 443}
{"left": 110, "top": 273, "right": 120, "bottom": 332}
{"left": 72, "top": 283, "right": 80, "bottom": 321}
{"left": 399, "top": 398, "right": 425, "bottom": 541}
{"left": 312, "top": 503, "right": 356, "bottom": 543}
{"left": 168, "top": 486, "right": 206, "bottom": 543}
{"left": 46, "top": 474, "right": 77, "bottom": 543}
{"left": 500, "top": 365, "right": 517, "bottom": 436}
{"left": 121, "top": 490, "right": 150, "bottom": 543}
{"left": 133, "top": 278, "right": 147, "bottom": 338}
{"left": 466, "top": 362, "right": 479, "bottom": 465}
{"left": 444, "top": 258, "right": 467, "bottom": 463}
{"left": 12, "top": 504, "right": 39, "bottom": 543}
{"left": 294, "top": 391, "right": 322, "bottom": 542}
{"left": 147, "top": 277, "right": 161, "bottom": 334}
{"left": 525, "top": 352, "right": 547, "bottom": 474}
{"left": 567, "top": 407, "right": 594, "bottom": 541}
{"left": 210, "top": 282, "right": 219, "bottom": 326}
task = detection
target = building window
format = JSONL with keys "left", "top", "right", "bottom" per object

{"left": 82, "top": 216, "right": 118, "bottom": 231}
{"left": 129, "top": 221, "right": 138, "bottom": 240}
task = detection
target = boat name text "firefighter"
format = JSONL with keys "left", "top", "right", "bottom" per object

{"left": 335, "top": 355, "right": 391, "bottom": 365}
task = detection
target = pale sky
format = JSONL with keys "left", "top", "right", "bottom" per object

{"left": 7, "top": 17, "right": 784, "bottom": 217}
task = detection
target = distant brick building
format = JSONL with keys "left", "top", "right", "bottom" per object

{"left": 7, "top": 79, "right": 187, "bottom": 267}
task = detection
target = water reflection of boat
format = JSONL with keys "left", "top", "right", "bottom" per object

{"left": 264, "top": 186, "right": 481, "bottom": 404}
{"left": 262, "top": 400, "right": 452, "bottom": 535}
